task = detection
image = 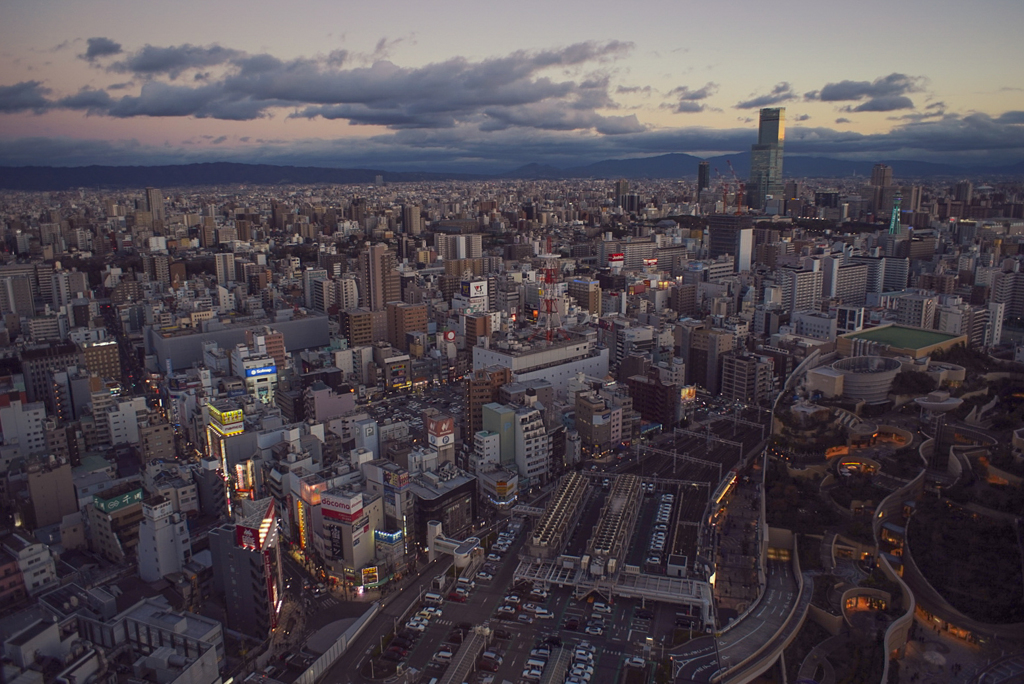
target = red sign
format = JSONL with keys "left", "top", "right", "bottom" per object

{"left": 237, "top": 525, "right": 260, "bottom": 550}
{"left": 427, "top": 416, "right": 455, "bottom": 438}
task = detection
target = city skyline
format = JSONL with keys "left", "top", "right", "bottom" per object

{"left": 1, "top": 0, "right": 1023, "bottom": 171}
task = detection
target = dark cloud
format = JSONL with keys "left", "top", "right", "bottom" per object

{"left": 835, "top": 118, "right": 851, "bottom": 124}
{"left": 616, "top": 85, "right": 651, "bottom": 95}
{"left": 211, "top": 135, "right": 228, "bottom": 144}
{"left": 55, "top": 88, "right": 113, "bottom": 115}
{"left": 996, "top": 111, "right": 1024, "bottom": 124}
{"left": 794, "top": 113, "right": 811, "bottom": 121}
{"left": 110, "top": 43, "right": 243, "bottom": 78}
{"left": 674, "top": 101, "right": 706, "bottom": 113}
{"left": 0, "top": 81, "right": 52, "bottom": 113}
{"left": 80, "top": 37, "right": 122, "bottom": 62}
{"left": 735, "top": 82, "right": 795, "bottom": 109}
{"left": 817, "top": 73, "right": 923, "bottom": 102}
{"left": 669, "top": 82, "right": 718, "bottom": 101}
{"left": 842, "top": 95, "right": 915, "bottom": 112}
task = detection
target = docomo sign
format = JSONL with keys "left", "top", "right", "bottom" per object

{"left": 322, "top": 492, "right": 363, "bottom": 522}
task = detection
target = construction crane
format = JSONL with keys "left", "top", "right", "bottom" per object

{"left": 725, "top": 159, "right": 745, "bottom": 215}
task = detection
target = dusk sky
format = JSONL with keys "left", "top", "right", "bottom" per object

{"left": 2, "top": 0, "right": 1023, "bottom": 172}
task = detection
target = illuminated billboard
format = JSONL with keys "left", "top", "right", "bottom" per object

{"left": 245, "top": 366, "right": 277, "bottom": 377}
{"left": 362, "top": 566, "right": 379, "bottom": 585}
{"left": 680, "top": 385, "right": 697, "bottom": 403}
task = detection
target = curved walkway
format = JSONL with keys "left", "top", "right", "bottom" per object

{"left": 796, "top": 634, "right": 846, "bottom": 684}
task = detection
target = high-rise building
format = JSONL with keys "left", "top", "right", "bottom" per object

{"left": 777, "top": 265, "right": 823, "bottom": 314}
{"left": 402, "top": 204, "right": 422, "bottom": 235}
{"left": 214, "top": 253, "right": 235, "bottom": 285}
{"left": 707, "top": 215, "right": 754, "bottom": 272}
{"left": 357, "top": 244, "right": 400, "bottom": 311}
{"left": 81, "top": 339, "right": 122, "bottom": 383}
{"left": 386, "top": 301, "right": 427, "bottom": 351}
{"left": 748, "top": 107, "right": 785, "bottom": 211}
{"left": 209, "top": 497, "right": 282, "bottom": 638}
{"left": 871, "top": 164, "right": 893, "bottom": 188}
{"left": 697, "top": 161, "right": 711, "bottom": 203}
{"left": 302, "top": 267, "right": 328, "bottom": 310}
{"left": 721, "top": 352, "right": 774, "bottom": 404}
{"left": 467, "top": 367, "right": 512, "bottom": 438}
{"left": 20, "top": 343, "right": 81, "bottom": 409}
{"left": 145, "top": 187, "right": 166, "bottom": 224}
{"left": 137, "top": 496, "right": 192, "bottom": 582}
{"left": 689, "top": 328, "right": 734, "bottom": 395}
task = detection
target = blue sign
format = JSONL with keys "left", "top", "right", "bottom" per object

{"left": 245, "top": 366, "right": 277, "bottom": 377}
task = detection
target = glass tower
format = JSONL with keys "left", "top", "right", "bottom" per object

{"left": 748, "top": 107, "right": 785, "bottom": 211}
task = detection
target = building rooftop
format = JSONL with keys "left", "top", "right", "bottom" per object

{"left": 843, "top": 325, "right": 960, "bottom": 350}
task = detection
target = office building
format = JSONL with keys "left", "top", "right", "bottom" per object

{"left": 467, "top": 366, "right": 512, "bottom": 438}
{"left": 358, "top": 244, "right": 401, "bottom": 311}
{"left": 145, "top": 187, "right": 166, "bottom": 224}
{"left": 214, "top": 253, "right": 235, "bottom": 285}
{"left": 386, "top": 302, "right": 427, "bottom": 352}
{"left": 209, "top": 497, "right": 282, "bottom": 638}
{"left": 689, "top": 328, "right": 734, "bottom": 395}
{"left": 402, "top": 204, "right": 422, "bottom": 235}
{"left": 87, "top": 483, "right": 145, "bottom": 563}
{"left": 81, "top": 340, "right": 122, "bottom": 384}
{"left": 20, "top": 343, "right": 81, "bottom": 408}
{"left": 720, "top": 352, "right": 774, "bottom": 404}
{"left": 748, "top": 107, "right": 785, "bottom": 211}
{"left": 302, "top": 267, "right": 328, "bottom": 310}
{"left": 24, "top": 459, "right": 76, "bottom": 529}
{"left": 137, "top": 496, "right": 192, "bottom": 582}
{"left": 777, "top": 265, "right": 823, "bottom": 314}
{"left": 697, "top": 161, "right": 711, "bottom": 202}
{"left": 707, "top": 215, "right": 754, "bottom": 272}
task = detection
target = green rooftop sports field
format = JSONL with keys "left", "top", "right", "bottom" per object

{"left": 844, "top": 325, "right": 960, "bottom": 350}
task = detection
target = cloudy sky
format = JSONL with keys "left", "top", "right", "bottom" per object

{"left": 1, "top": 0, "right": 1022, "bottom": 172}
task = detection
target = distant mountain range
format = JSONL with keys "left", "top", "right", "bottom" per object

{"left": 0, "top": 155, "right": 1022, "bottom": 190}
{"left": 507, "top": 153, "right": 1024, "bottom": 181}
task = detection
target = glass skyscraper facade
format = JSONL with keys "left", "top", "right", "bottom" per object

{"left": 748, "top": 107, "right": 785, "bottom": 211}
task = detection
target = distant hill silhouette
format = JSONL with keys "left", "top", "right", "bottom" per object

{"left": 0, "top": 156, "right": 1020, "bottom": 190}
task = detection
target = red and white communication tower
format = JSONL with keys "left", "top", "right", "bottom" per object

{"left": 540, "top": 236, "right": 562, "bottom": 342}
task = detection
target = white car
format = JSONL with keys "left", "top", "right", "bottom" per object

{"left": 404, "top": 621, "right": 426, "bottom": 632}
{"left": 522, "top": 668, "right": 542, "bottom": 681}
{"left": 626, "top": 656, "right": 646, "bottom": 669}
{"left": 477, "top": 571, "right": 493, "bottom": 581}
{"left": 504, "top": 594, "right": 521, "bottom": 604}
{"left": 593, "top": 603, "right": 612, "bottom": 614}
{"left": 487, "top": 553, "right": 501, "bottom": 562}
{"left": 572, "top": 664, "right": 595, "bottom": 677}
{"left": 585, "top": 625, "right": 603, "bottom": 636}
{"left": 535, "top": 608, "right": 554, "bottom": 619}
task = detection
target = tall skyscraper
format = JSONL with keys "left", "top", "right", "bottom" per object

{"left": 145, "top": 187, "right": 165, "bottom": 224}
{"left": 748, "top": 107, "right": 785, "bottom": 211}
{"left": 871, "top": 164, "right": 893, "bottom": 188}
{"left": 402, "top": 204, "right": 421, "bottom": 235}
{"left": 697, "top": 161, "right": 711, "bottom": 203}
